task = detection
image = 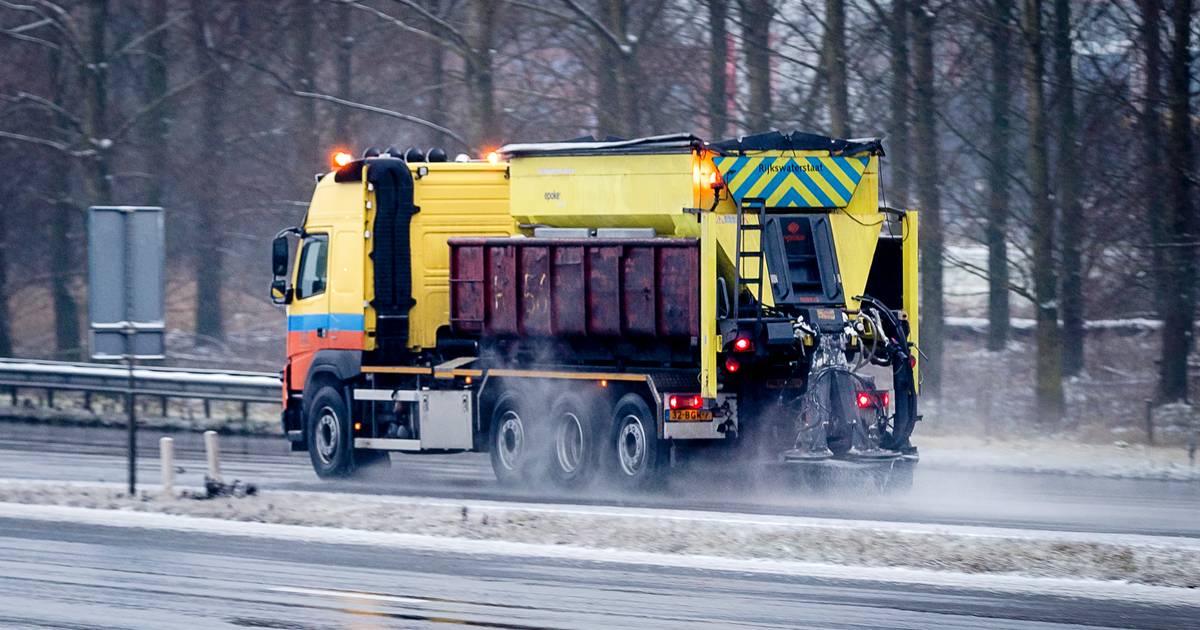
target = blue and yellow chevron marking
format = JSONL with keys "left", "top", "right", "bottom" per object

{"left": 713, "top": 156, "right": 869, "bottom": 208}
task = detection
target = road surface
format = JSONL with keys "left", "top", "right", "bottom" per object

{"left": 0, "top": 511, "right": 1194, "bottom": 629}
{"left": 1, "top": 422, "right": 1197, "bottom": 538}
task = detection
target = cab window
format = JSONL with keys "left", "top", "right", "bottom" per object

{"left": 295, "top": 234, "right": 329, "bottom": 299}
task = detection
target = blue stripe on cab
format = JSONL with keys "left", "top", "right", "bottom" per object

{"left": 287, "top": 313, "right": 365, "bottom": 332}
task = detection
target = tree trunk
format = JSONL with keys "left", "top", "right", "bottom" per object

{"left": 824, "top": 0, "right": 849, "bottom": 136}
{"left": 293, "top": 0, "right": 319, "bottom": 172}
{"left": 707, "top": 0, "right": 729, "bottom": 138}
{"left": 888, "top": 0, "right": 911, "bottom": 207}
{"left": 334, "top": 0, "right": 354, "bottom": 144}
{"left": 85, "top": 0, "right": 112, "bottom": 206}
{"left": 0, "top": 204, "right": 12, "bottom": 357}
{"left": 987, "top": 0, "right": 1014, "bottom": 352}
{"left": 144, "top": 0, "right": 170, "bottom": 207}
{"left": 49, "top": 35, "right": 82, "bottom": 360}
{"left": 1158, "top": 0, "right": 1195, "bottom": 402}
{"left": 191, "top": 0, "right": 225, "bottom": 343}
{"left": 912, "top": 1, "right": 942, "bottom": 398}
{"left": 738, "top": 0, "right": 774, "bottom": 131}
{"left": 1022, "top": 0, "right": 1065, "bottom": 422}
{"left": 423, "top": 0, "right": 448, "bottom": 148}
{"left": 465, "top": 0, "right": 500, "bottom": 147}
{"left": 1053, "top": 0, "right": 1083, "bottom": 376}
{"left": 1138, "top": 0, "right": 1166, "bottom": 314}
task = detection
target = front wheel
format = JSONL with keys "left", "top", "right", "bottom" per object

{"left": 605, "top": 393, "right": 662, "bottom": 488}
{"left": 306, "top": 385, "right": 356, "bottom": 478}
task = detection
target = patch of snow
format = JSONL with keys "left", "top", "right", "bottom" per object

{"left": 0, "top": 484, "right": 1197, "bottom": 592}
{"left": 0, "top": 500, "right": 1195, "bottom": 606}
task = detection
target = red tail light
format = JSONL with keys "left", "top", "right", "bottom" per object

{"left": 855, "top": 390, "right": 891, "bottom": 409}
{"left": 724, "top": 357, "right": 741, "bottom": 373}
{"left": 668, "top": 394, "right": 703, "bottom": 410}
{"left": 733, "top": 336, "right": 753, "bottom": 352}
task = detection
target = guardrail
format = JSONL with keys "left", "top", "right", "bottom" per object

{"left": 0, "top": 358, "right": 280, "bottom": 420}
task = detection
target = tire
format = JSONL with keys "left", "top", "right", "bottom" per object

{"left": 545, "top": 391, "right": 601, "bottom": 489}
{"left": 489, "top": 392, "right": 535, "bottom": 485}
{"left": 306, "top": 385, "right": 356, "bottom": 478}
{"left": 605, "top": 392, "right": 662, "bottom": 488}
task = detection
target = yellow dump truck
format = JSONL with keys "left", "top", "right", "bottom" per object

{"left": 270, "top": 132, "right": 921, "bottom": 489}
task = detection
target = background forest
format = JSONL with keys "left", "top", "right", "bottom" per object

{"left": 0, "top": 0, "right": 1196, "bottom": 434}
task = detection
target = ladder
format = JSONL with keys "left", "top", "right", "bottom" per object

{"left": 732, "top": 198, "right": 768, "bottom": 334}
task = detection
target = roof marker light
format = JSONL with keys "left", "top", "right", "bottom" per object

{"left": 486, "top": 151, "right": 501, "bottom": 165}
{"left": 332, "top": 150, "right": 353, "bottom": 168}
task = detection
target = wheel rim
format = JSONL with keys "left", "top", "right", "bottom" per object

{"left": 315, "top": 406, "right": 340, "bottom": 465}
{"left": 496, "top": 410, "right": 525, "bottom": 472}
{"left": 555, "top": 411, "right": 584, "bottom": 475}
{"left": 617, "top": 414, "right": 647, "bottom": 476}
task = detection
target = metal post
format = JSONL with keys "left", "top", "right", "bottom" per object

{"left": 204, "top": 429, "right": 221, "bottom": 482}
{"left": 159, "top": 436, "right": 174, "bottom": 497}
{"left": 46, "top": 388, "right": 54, "bottom": 409}
{"left": 124, "top": 205, "right": 137, "bottom": 497}
{"left": 127, "top": 352, "right": 137, "bottom": 495}
{"left": 1144, "top": 399, "right": 1154, "bottom": 446}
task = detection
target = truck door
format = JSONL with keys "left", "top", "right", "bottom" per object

{"left": 287, "top": 230, "right": 331, "bottom": 391}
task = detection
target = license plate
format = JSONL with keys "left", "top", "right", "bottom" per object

{"left": 668, "top": 409, "right": 713, "bottom": 422}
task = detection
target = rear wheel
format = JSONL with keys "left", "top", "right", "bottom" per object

{"left": 605, "top": 393, "right": 662, "bottom": 488}
{"left": 546, "top": 392, "right": 600, "bottom": 488}
{"left": 489, "top": 392, "right": 534, "bottom": 485}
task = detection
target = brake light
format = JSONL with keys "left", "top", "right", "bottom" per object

{"left": 855, "top": 391, "right": 891, "bottom": 409}
{"left": 733, "top": 336, "right": 753, "bottom": 352}
{"left": 668, "top": 394, "right": 703, "bottom": 410}
{"left": 724, "top": 357, "right": 741, "bottom": 373}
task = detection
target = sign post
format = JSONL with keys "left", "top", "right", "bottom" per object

{"left": 88, "top": 206, "right": 165, "bottom": 496}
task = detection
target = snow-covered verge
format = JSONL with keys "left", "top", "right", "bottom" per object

{"left": 0, "top": 403, "right": 278, "bottom": 435}
{"left": 0, "top": 482, "right": 1197, "bottom": 592}
{"left": 918, "top": 434, "right": 1200, "bottom": 481}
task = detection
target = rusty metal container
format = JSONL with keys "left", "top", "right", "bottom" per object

{"left": 449, "top": 237, "right": 699, "bottom": 341}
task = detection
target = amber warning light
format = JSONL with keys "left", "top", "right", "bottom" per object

{"left": 331, "top": 150, "right": 354, "bottom": 168}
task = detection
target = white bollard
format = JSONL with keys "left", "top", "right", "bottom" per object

{"left": 159, "top": 437, "right": 174, "bottom": 497}
{"left": 204, "top": 430, "right": 221, "bottom": 482}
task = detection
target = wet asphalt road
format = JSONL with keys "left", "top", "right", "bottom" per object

{"left": 0, "top": 514, "right": 1195, "bottom": 629}
{"left": 0, "top": 423, "right": 1197, "bottom": 538}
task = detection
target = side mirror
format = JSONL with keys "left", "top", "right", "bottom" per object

{"left": 272, "top": 235, "right": 290, "bottom": 277}
{"left": 270, "top": 278, "right": 292, "bottom": 305}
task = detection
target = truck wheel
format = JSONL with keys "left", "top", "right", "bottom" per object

{"left": 546, "top": 392, "right": 600, "bottom": 488}
{"left": 606, "top": 393, "right": 661, "bottom": 488}
{"left": 489, "top": 392, "right": 534, "bottom": 485}
{"left": 306, "top": 385, "right": 356, "bottom": 478}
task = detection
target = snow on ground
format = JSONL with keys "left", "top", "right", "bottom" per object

{"left": 918, "top": 434, "right": 1200, "bottom": 481}
{"left": 0, "top": 481, "right": 1196, "bottom": 591}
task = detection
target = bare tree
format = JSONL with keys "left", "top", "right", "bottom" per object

{"left": 191, "top": 0, "right": 227, "bottom": 343}
{"left": 1139, "top": 0, "right": 1166, "bottom": 315}
{"left": 1053, "top": 0, "right": 1083, "bottom": 376}
{"left": 824, "top": 0, "right": 849, "bottom": 136}
{"left": 143, "top": 0, "right": 170, "bottom": 207}
{"left": 1022, "top": 0, "right": 1064, "bottom": 422}
{"left": 1157, "top": 0, "right": 1196, "bottom": 402}
{"left": 738, "top": 0, "right": 774, "bottom": 131}
{"left": 986, "top": 0, "right": 1014, "bottom": 352}
{"left": 912, "top": 0, "right": 942, "bottom": 397}
{"left": 334, "top": 0, "right": 354, "bottom": 143}
{"left": 708, "top": 0, "right": 730, "bottom": 138}
{"left": 0, "top": 200, "right": 11, "bottom": 357}
{"left": 888, "top": 0, "right": 911, "bottom": 207}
